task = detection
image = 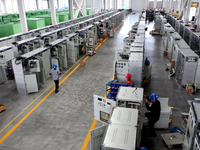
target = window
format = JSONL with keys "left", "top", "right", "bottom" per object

{"left": 117, "top": 0, "right": 122, "bottom": 9}
{"left": 125, "top": 0, "right": 129, "bottom": 9}
{"left": 42, "top": 0, "right": 49, "bottom": 9}
{"left": 24, "top": 0, "right": 37, "bottom": 11}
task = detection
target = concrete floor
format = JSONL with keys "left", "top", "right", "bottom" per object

{"left": 0, "top": 13, "right": 200, "bottom": 150}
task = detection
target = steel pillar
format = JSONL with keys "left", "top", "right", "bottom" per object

{"left": 17, "top": 0, "right": 28, "bottom": 33}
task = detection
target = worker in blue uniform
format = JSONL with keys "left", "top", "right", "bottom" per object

{"left": 144, "top": 93, "right": 161, "bottom": 136}
{"left": 49, "top": 64, "right": 61, "bottom": 93}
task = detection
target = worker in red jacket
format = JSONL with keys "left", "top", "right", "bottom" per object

{"left": 125, "top": 73, "right": 134, "bottom": 86}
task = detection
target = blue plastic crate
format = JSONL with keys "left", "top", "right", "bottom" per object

{"left": 106, "top": 80, "right": 133, "bottom": 100}
{"left": 170, "top": 126, "right": 185, "bottom": 134}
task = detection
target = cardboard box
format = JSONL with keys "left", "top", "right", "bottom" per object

{"left": 107, "top": 32, "right": 110, "bottom": 38}
{"left": 97, "top": 38, "right": 103, "bottom": 43}
{"left": 163, "top": 51, "right": 168, "bottom": 56}
{"left": 0, "top": 104, "right": 6, "bottom": 112}
{"left": 80, "top": 60, "right": 85, "bottom": 67}
{"left": 103, "top": 35, "right": 107, "bottom": 39}
{"left": 170, "top": 59, "right": 175, "bottom": 70}
{"left": 82, "top": 47, "right": 86, "bottom": 52}
{"left": 144, "top": 79, "right": 150, "bottom": 84}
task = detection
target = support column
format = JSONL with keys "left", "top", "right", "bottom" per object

{"left": 108, "top": 0, "right": 110, "bottom": 10}
{"left": 154, "top": 0, "right": 157, "bottom": 9}
{"left": 17, "top": 0, "right": 28, "bottom": 33}
{"left": 146, "top": 0, "right": 149, "bottom": 10}
{"left": 92, "top": 0, "right": 95, "bottom": 14}
{"left": 36, "top": 0, "right": 39, "bottom": 9}
{"left": 99, "top": 0, "right": 102, "bottom": 12}
{"left": 69, "top": 0, "right": 74, "bottom": 19}
{"left": 104, "top": 0, "right": 106, "bottom": 10}
{"left": 2, "top": 0, "right": 7, "bottom": 13}
{"left": 185, "top": 0, "right": 191, "bottom": 23}
{"left": 83, "top": 0, "right": 86, "bottom": 16}
{"left": 122, "top": 0, "right": 124, "bottom": 9}
{"left": 49, "top": 0, "right": 57, "bottom": 25}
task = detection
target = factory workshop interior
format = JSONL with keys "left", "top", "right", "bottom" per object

{"left": 1, "top": 0, "right": 200, "bottom": 150}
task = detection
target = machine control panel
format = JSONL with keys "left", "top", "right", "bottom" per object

{"left": 186, "top": 57, "right": 198, "bottom": 62}
{"left": 94, "top": 95, "right": 116, "bottom": 123}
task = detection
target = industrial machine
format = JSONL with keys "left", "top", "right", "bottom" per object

{"left": 12, "top": 37, "right": 39, "bottom": 57}
{"left": 175, "top": 49, "right": 198, "bottom": 86}
{"left": 154, "top": 14, "right": 167, "bottom": 33}
{"left": 195, "top": 60, "right": 200, "bottom": 89}
{"left": 12, "top": 47, "right": 50, "bottom": 95}
{"left": 123, "top": 37, "right": 135, "bottom": 53}
{"left": 178, "top": 22, "right": 187, "bottom": 38}
{"left": 0, "top": 46, "right": 14, "bottom": 83}
{"left": 91, "top": 87, "right": 144, "bottom": 150}
{"left": 39, "top": 31, "right": 57, "bottom": 46}
{"left": 183, "top": 25, "right": 194, "bottom": 46}
{"left": 171, "top": 39, "right": 190, "bottom": 70}
{"left": 13, "top": 32, "right": 33, "bottom": 42}
{"left": 174, "top": 19, "right": 183, "bottom": 32}
{"left": 167, "top": 32, "right": 182, "bottom": 60}
{"left": 129, "top": 52, "right": 143, "bottom": 87}
{"left": 189, "top": 30, "right": 200, "bottom": 54}
{"left": 66, "top": 33, "right": 79, "bottom": 63}
{"left": 183, "top": 101, "right": 200, "bottom": 150}
{"left": 0, "top": 36, "right": 13, "bottom": 47}
{"left": 48, "top": 38, "right": 68, "bottom": 71}
{"left": 154, "top": 98, "right": 172, "bottom": 129}
{"left": 163, "top": 25, "right": 175, "bottom": 50}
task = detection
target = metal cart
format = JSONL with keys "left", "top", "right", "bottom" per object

{"left": 161, "top": 132, "right": 185, "bottom": 148}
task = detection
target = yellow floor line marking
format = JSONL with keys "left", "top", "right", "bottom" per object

{"left": 81, "top": 76, "right": 114, "bottom": 149}
{"left": 0, "top": 21, "right": 124, "bottom": 145}
{"left": 0, "top": 55, "right": 86, "bottom": 134}
{"left": 81, "top": 22, "right": 123, "bottom": 150}
{"left": 0, "top": 64, "right": 83, "bottom": 144}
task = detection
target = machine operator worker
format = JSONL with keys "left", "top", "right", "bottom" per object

{"left": 143, "top": 93, "right": 161, "bottom": 136}
{"left": 49, "top": 64, "right": 61, "bottom": 93}
{"left": 125, "top": 73, "right": 134, "bottom": 86}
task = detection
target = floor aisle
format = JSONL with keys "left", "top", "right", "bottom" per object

{"left": 0, "top": 13, "right": 200, "bottom": 150}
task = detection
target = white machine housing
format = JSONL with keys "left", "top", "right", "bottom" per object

{"left": 154, "top": 98, "right": 172, "bottom": 129}
{"left": 171, "top": 39, "right": 190, "bottom": 70}
{"left": 91, "top": 87, "right": 144, "bottom": 150}
{"left": 167, "top": 32, "right": 182, "bottom": 60}
{"left": 129, "top": 53, "right": 143, "bottom": 87}
{"left": 175, "top": 49, "right": 198, "bottom": 86}
{"left": 183, "top": 102, "right": 200, "bottom": 150}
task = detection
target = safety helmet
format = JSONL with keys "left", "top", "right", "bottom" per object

{"left": 145, "top": 59, "right": 150, "bottom": 66}
{"left": 53, "top": 64, "right": 57, "bottom": 69}
{"left": 125, "top": 73, "right": 131, "bottom": 78}
{"left": 139, "top": 147, "right": 147, "bottom": 150}
{"left": 80, "top": 33, "right": 84, "bottom": 37}
{"left": 149, "top": 93, "right": 158, "bottom": 100}
{"left": 7, "top": 67, "right": 12, "bottom": 71}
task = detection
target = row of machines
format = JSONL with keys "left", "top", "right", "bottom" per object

{"left": 0, "top": 10, "right": 125, "bottom": 94}
{"left": 90, "top": 13, "right": 173, "bottom": 150}
{"left": 154, "top": 12, "right": 167, "bottom": 34}
{"left": 116, "top": 12, "right": 148, "bottom": 87}
{"left": 90, "top": 13, "right": 146, "bottom": 150}
{"left": 91, "top": 86, "right": 144, "bottom": 150}
{"left": 162, "top": 14, "right": 200, "bottom": 88}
